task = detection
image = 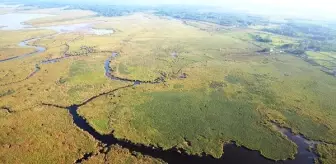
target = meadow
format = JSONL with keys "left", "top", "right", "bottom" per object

{"left": 78, "top": 13, "right": 336, "bottom": 162}
{"left": 0, "top": 3, "right": 335, "bottom": 164}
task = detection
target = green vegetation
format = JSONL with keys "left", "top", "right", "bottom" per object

{"left": 306, "top": 51, "right": 336, "bottom": 69}
{"left": 282, "top": 110, "right": 335, "bottom": 142}
{"left": 253, "top": 34, "right": 272, "bottom": 43}
{"left": 83, "top": 145, "right": 164, "bottom": 164}
{"left": 154, "top": 6, "right": 269, "bottom": 27}
{"left": 263, "top": 21, "right": 336, "bottom": 41}
{"left": 316, "top": 144, "right": 336, "bottom": 164}
{"left": 0, "top": 3, "right": 336, "bottom": 164}
{"left": 0, "top": 89, "right": 15, "bottom": 98}
{"left": 0, "top": 106, "right": 98, "bottom": 163}
{"left": 117, "top": 90, "right": 296, "bottom": 159}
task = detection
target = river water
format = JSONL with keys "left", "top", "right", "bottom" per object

{"left": 0, "top": 15, "right": 113, "bottom": 62}
{"left": 51, "top": 91, "right": 320, "bottom": 164}
{"left": 5, "top": 35, "right": 320, "bottom": 164}
{"left": 1, "top": 11, "right": 322, "bottom": 164}
{"left": 6, "top": 38, "right": 321, "bottom": 164}
{"left": 0, "top": 37, "right": 46, "bottom": 62}
{"left": 104, "top": 53, "right": 165, "bottom": 85}
{"left": 0, "top": 13, "right": 113, "bottom": 35}
{"left": 0, "top": 13, "right": 52, "bottom": 30}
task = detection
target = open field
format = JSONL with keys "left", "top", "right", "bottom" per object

{"left": 0, "top": 3, "right": 335, "bottom": 164}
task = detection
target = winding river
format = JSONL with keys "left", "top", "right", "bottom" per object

{"left": 45, "top": 54, "right": 321, "bottom": 163}
{"left": 44, "top": 84, "right": 321, "bottom": 164}
{"left": 104, "top": 52, "right": 165, "bottom": 85}
{"left": 0, "top": 35, "right": 51, "bottom": 86}
{"left": 0, "top": 37, "right": 46, "bottom": 62}
{"left": 1, "top": 27, "right": 321, "bottom": 164}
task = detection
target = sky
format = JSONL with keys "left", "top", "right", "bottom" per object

{"left": 11, "top": 0, "right": 336, "bottom": 20}
{"left": 86, "top": 0, "right": 336, "bottom": 10}
{"left": 224, "top": 0, "right": 336, "bottom": 20}
{"left": 73, "top": 0, "right": 336, "bottom": 18}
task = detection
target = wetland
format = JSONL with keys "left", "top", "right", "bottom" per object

{"left": 0, "top": 2, "right": 335, "bottom": 164}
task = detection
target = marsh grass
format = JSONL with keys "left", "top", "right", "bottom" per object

{"left": 1, "top": 10, "right": 335, "bottom": 163}
{"left": 0, "top": 106, "right": 98, "bottom": 164}
{"left": 106, "top": 89, "right": 297, "bottom": 160}
{"left": 282, "top": 110, "right": 335, "bottom": 143}
{"left": 82, "top": 145, "right": 164, "bottom": 164}
{"left": 0, "top": 47, "right": 36, "bottom": 60}
{"left": 306, "top": 51, "right": 336, "bottom": 69}
{"left": 316, "top": 143, "right": 336, "bottom": 164}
